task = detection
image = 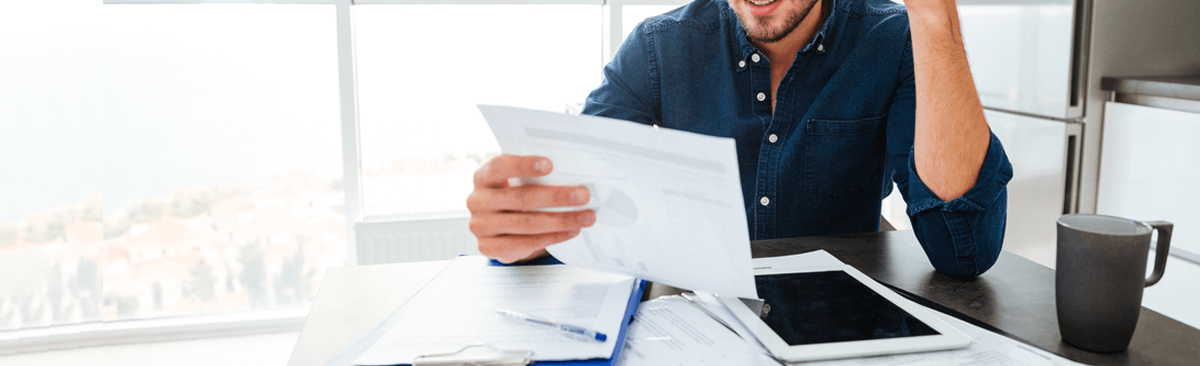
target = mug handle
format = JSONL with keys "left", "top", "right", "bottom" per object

{"left": 1143, "top": 221, "right": 1173, "bottom": 287}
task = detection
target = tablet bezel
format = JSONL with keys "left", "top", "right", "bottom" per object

{"left": 716, "top": 264, "right": 973, "bottom": 362}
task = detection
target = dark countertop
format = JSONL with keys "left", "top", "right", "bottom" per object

{"left": 1101, "top": 76, "right": 1200, "bottom": 101}
{"left": 751, "top": 231, "right": 1200, "bottom": 366}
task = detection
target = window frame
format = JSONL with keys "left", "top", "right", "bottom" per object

{"left": 0, "top": 308, "right": 306, "bottom": 356}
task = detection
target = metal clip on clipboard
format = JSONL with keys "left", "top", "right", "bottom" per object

{"left": 412, "top": 344, "right": 533, "bottom": 366}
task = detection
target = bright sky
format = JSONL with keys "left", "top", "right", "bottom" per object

{"left": 0, "top": 1, "right": 687, "bottom": 221}
{"left": 1, "top": 0, "right": 103, "bottom": 221}
{"left": 3, "top": 2, "right": 340, "bottom": 220}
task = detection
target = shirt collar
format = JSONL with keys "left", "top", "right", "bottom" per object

{"left": 724, "top": 0, "right": 840, "bottom": 64}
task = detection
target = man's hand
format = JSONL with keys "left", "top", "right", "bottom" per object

{"left": 467, "top": 154, "right": 596, "bottom": 263}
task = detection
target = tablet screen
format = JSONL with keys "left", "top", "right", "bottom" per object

{"left": 755, "top": 270, "right": 940, "bottom": 346}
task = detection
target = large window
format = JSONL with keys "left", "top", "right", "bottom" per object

{"left": 100, "top": 4, "right": 343, "bottom": 320}
{"left": 1, "top": 1, "right": 343, "bottom": 334}
{"left": 3, "top": 0, "right": 687, "bottom": 350}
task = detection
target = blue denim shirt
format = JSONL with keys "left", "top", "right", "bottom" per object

{"left": 581, "top": 0, "right": 1013, "bottom": 279}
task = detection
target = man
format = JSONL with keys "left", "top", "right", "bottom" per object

{"left": 467, "top": 0, "right": 1012, "bottom": 279}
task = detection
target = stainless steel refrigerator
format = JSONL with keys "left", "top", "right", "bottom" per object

{"left": 953, "top": 0, "right": 1200, "bottom": 268}
{"left": 956, "top": 0, "right": 1088, "bottom": 267}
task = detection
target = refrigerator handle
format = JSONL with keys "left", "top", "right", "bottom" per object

{"left": 1066, "top": 0, "right": 1094, "bottom": 118}
{"left": 1062, "top": 122, "right": 1084, "bottom": 215}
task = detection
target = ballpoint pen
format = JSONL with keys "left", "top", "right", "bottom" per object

{"left": 496, "top": 309, "right": 608, "bottom": 342}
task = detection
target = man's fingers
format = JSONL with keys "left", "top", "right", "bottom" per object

{"left": 478, "top": 229, "right": 583, "bottom": 263}
{"left": 467, "top": 185, "right": 589, "bottom": 212}
{"left": 474, "top": 154, "right": 553, "bottom": 188}
{"left": 469, "top": 210, "right": 595, "bottom": 237}
{"left": 467, "top": 154, "right": 593, "bottom": 264}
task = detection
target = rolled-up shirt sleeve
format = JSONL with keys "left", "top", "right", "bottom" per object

{"left": 887, "top": 35, "right": 1014, "bottom": 280}
{"left": 901, "top": 134, "right": 1013, "bottom": 280}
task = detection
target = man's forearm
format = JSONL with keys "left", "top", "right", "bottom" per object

{"left": 907, "top": 0, "right": 991, "bottom": 202}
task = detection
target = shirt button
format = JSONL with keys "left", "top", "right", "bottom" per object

{"left": 738, "top": 60, "right": 746, "bottom": 68}
{"left": 817, "top": 44, "right": 825, "bottom": 52}
{"left": 756, "top": 92, "right": 766, "bottom": 102}
{"left": 751, "top": 53, "right": 761, "bottom": 63}
{"left": 768, "top": 134, "right": 778, "bottom": 143}
{"left": 760, "top": 196, "right": 770, "bottom": 206}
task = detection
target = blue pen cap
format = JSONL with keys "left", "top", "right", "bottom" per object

{"left": 595, "top": 333, "right": 607, "bottom": 342}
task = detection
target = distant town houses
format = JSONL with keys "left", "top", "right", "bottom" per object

{"left": 0, "top": 173, "right": 346, "bottom": 331}
{"left": 0, "top": 155, "right": 480, "bottom": 331}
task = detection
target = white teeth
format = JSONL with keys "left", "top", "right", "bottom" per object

{"left": 750, "top": 0, "right": 776, "bottom": 6}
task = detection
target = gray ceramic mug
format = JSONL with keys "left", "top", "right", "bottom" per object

{"left": 1056, "top": 214, "right": 1172, "bottom": 353}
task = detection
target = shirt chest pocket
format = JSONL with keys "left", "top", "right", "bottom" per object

{"left": 803, "top": 115, "right": 888, "bottom": 197}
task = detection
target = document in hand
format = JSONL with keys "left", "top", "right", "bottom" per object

{"left": 479, "top": 105, "right": 757, "bottom": 299}
{"left": 352, "top": 256, "right": 642, "bottom": 365}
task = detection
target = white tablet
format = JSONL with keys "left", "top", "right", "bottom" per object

{"left": 716, "top": 264, "right": 973, "bottom": 362}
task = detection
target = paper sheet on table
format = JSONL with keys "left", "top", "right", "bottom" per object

{"left": 353, "top": 256, "right": 637, "bottom": 365}
{"left": 616, "top": 296, "right": 780, "bottom": 366}
{"left": 479, "top": 105, "right": 757, "bottom": 299}
{"left": 751, "top": 249, "right": 843, "bottom": 270}
{"left": 689, "top": 291, "right": 772, "bottom": 355}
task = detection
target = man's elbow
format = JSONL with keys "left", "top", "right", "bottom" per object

{"left": 932, "top": 233, "right": 1003, "bottom": 280}
{"left": 931, "top": 256, "right": 996, "bottom": 280}
{"left": 911, "top": 193, "right": 1007, "bottom": 280}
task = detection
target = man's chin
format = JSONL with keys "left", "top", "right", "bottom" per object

{"left": 734, "top": 11, "right": 799, "bottom": 43}
{"left": 745, "top": 25, "right": 793, "bottom": 44}
{"left": 731, "top": 0, "right": 820, "bottom": 45}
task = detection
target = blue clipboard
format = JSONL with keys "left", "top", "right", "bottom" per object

{"left": 537, "top": 276, "right": 644, "bottom": 365}
{"left": 325, "top": 257, "right": 646, "bottom": 366}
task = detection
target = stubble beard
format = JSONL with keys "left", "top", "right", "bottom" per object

{"left": 732, "top": 0, "right": 820, "bottom": 44}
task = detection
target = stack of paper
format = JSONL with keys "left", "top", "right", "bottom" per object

{"left": 617, "top": 296, "right": 779, "bottom": 366}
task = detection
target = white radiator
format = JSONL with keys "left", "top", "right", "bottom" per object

{"left": 356, "top": 211, "right": 480, "bottom": 265}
